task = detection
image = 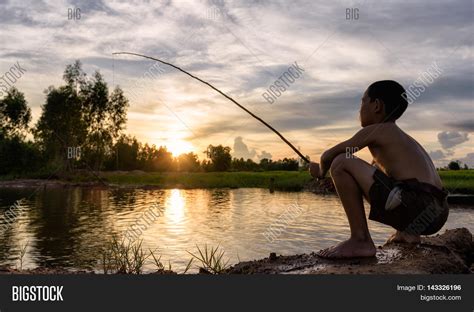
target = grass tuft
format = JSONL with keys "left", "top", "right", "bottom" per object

{"left": 187, "top": 244, "right": 230, "bottom": 274}
{"left": 100, "top": 236, "right": 193, "bottom": 274}
{"left": 100, "top": 236, "right": 151, "bottom": 274}
{"left": 17, "top": 241, "right": 28, "bottom": 271}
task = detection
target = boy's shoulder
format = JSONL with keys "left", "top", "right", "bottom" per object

{"left": 358, "top": 122, "right": 400, "bottom": 140}
{"left": 357, "top": 122, "right": 411, "bottom": 149}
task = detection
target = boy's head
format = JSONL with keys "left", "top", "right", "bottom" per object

{"left": 359, "top": 80, "right": 408, "bottom": 127}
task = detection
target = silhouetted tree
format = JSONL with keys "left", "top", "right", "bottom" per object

{"left": 0, "top": 87, "right": 31, "bottom": 138}
{"left": 104, "top": 134, "right": 140, "bottom": 170}
{"left": 34, "top": 85, "right": 87, "bottom": 170}
{"left": 177, "top": 152, "right": 200, "bottom": 172}
{"left": 81, "top": 72, "right": 129, "bottom": 170}
{"left": 0, "top": 88, "right": 41, "bottom": 174}
{"left": 205, "top": 145, "right": 231, "bottom": 171}
{"left": 35, "top": 61, "right": 128, "bottom": 171}
{"left": 138, "top": 144, "right": 176, "bottom": 171}
{"left": 231, "top": 157, "right": 259, "bottom": 171}
{"left": 448, "top": 160, "right": 461, "bottom": 170}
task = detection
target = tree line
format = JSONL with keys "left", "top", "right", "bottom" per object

{"left": 0, "top": 60, "right": 304, "bottom": 175}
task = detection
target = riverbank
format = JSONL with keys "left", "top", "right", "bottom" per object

{"left": 0, "top": 170, "right": 473, "bottom": 193}
{"left": 0, "top": 171, "right": 311, "bottom": 191}
{"left": 2, "top": 228, "right": 472, "bottom": 274}
{"left": 226, "top": 228, "right": 473, "bottom": 274}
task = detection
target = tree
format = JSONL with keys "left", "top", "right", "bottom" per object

{"left": 201, "top": 159, "right": 213, "bottom": 172}
{"left": 35, "top": 61, "right": 129, "bottom": 171}
{"left": 63, "top": 60, "right": 87, "bottom": 91}
{"left": 447, "top": 160, "right": 461, "bottom": 170}
{"left": 177, "top": 152, "right": 200, "bottom": 172}
{"left": 138, "top": 144, "right": 176, "bottom": 172}
{"left": 81, "top": 71, "right": 129, "bottom": 170}
{"left": 231, "top": 157, "right": 259, "bottom": 171}
{"left": 0, "top": 135, "right": 41, "bottom": 174}
{"left": 205, "top": 145, "right": 231, "bottom": 171}
{"left": 104, "top": 134, "right": 140, "bottom": 170}
{"left": 0, "top": 89, "right": 40, "bottom": 174}
{"left": 0, "top": 87, "right": 31, "bottom": 138}
{"left": 259, "top": 158, "right": 272, "bottom": 170}
{"left": 34, "top": 85, "right": 87, "bottom": 170}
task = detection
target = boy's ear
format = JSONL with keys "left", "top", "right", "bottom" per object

{"left": 374, "top": 99, "right": 384, "bottom": 114}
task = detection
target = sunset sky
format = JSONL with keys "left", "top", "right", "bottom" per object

{"left": 1, "top": 0, "right": 472, "bottom": 166}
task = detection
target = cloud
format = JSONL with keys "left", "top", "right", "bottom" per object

{"left": 232, "top": 136, "right": 256, "bottom": 159}
{"left": 459, "top": 152, "right": 474, "bottom": 167}
{"left": 429, "top": 150, "right": 445, "bottom": 161}
{"left": 445, "top": 120, "right": 474, "bottom": 132}
{"left": 257, "top": 150, "right": 272, "bottom": 160}
{"left": 0, "top": 0, "right": 472, "bottom": 159}
{"left": 428, "top": 149, "right": 474, "bottom": 168}
{"left": 232, "top": 136, "right": 273, "bottom": 160}
{"left": 437, "top": 131, "right": 469, "bottom": 149}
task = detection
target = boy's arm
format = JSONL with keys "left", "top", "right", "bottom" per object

{"left": 319, "top": 124, "right": 379, "bottom": 177}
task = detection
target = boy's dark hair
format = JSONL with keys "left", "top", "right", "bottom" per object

{"left": 367, "top": 80, "right": 408, "bottom": 121}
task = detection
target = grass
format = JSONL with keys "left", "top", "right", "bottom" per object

{"left": 17, "top": 241, "right": 28, "bottom": 271}
{"left": 100, "top": 170, "right": 312, "bottom": 191}
{"left": 99, "top": 235, "right": 229, "bottom": 274}
{"left": 187, "top": 244, "right": 230, "bottom": 274}
{"left": 438, "top": 170, "right": 474, "bottom": 194}
{"left": 100, "top": 236, "right": 151, "bottom": 274}
{"left": 101, "top": 170, "right": 474, "bottom": 193}
{"left": 100, "top": 235, "right": 194, "bottom": 274}
{"left": 2, "top": 169, "right": 473, "bottom": 194}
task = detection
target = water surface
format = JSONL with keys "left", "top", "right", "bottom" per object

{"left": 0, "top": 187, "right": 472, "bottom": 272}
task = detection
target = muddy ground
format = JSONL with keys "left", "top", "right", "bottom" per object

{"left": 226, "top": 228, "right": 473, "bottom": 274}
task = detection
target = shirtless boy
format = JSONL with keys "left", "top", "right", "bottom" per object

{"left": 309, "top": 80, "right": 449, "bottom": 259}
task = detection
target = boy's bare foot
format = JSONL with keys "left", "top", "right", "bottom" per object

{"left": 386, "top": 231, "right": 421, "bottom": 244}
{"left": 317, "top": 238, "right": 376, "bottom": 259}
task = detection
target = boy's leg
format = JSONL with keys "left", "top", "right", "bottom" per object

{"left": 317, "top": 154, "right": 377, "bottom": 258}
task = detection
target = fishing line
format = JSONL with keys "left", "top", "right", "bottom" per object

{"left": 112, "top": 53, "right": 115, "bottom": 87}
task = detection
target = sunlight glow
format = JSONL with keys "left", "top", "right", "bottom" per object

{"left": 166, "top": 139, "right": 194, "bottom": 157}
{"left": 165, "top": 189, "right": 185, "bottom": 224}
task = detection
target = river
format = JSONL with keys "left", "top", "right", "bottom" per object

{"left": 0, "top": 187, "right": 472, "bottom": 272}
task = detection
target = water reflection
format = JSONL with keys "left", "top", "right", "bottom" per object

{"left": 165, "top": 189, "right": 185, "bottom": 225}
{"left": 0, "top": 187, "right": 472, "bottom": 272}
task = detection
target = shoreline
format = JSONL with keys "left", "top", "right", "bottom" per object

{"left": 0, "top": 170, "right": 474, "bottom": 197}
{"left": 0, "top": 171, "right": 312, "bottom": 191}
{"left": 1, "top": 228, "right": 472, "bottom": 275}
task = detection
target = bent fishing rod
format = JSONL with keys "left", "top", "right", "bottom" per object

{"left": 113, "top": 51, "right": 310, "bottom": 163}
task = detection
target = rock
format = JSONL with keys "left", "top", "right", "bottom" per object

{"left": 150, "top": 269, "right": 177, "bottom": 275}
{"left": 199, "top": 267, "right": 212, "bottom": 274}
{"left": 226, "top": 228, "right": 473, "bottom": 274}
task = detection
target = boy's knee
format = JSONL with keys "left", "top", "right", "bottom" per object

{"left": 330, "top": 154, "right": 347, "bottom": 175}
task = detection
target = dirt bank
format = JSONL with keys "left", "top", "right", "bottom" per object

{"left": 1, "top": 229, "right": 471, "bottom": 275}
{"left": 0, "top": 179, "right": 108, "bottom": 189}
{"left": 226, "top": 228, "right": 473, "bottom": 274}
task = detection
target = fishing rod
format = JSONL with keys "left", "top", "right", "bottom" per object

{"left": 113, "top": 51, "right": 310, "bottom": 163}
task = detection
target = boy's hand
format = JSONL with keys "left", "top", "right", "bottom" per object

{"left": 309, "top": 162, "right": 321, "bottom": 179}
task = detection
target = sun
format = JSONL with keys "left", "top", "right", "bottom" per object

{"left": 165, "top": 139, "right": 194, "bottom": 156}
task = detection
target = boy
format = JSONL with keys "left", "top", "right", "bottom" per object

{"left": 309, "top": 80, "right": 449, "bottom": 259}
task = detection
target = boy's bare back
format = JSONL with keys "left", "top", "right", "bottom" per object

{"left": 368, "top": 122, "right": 442, "bottom": 189}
